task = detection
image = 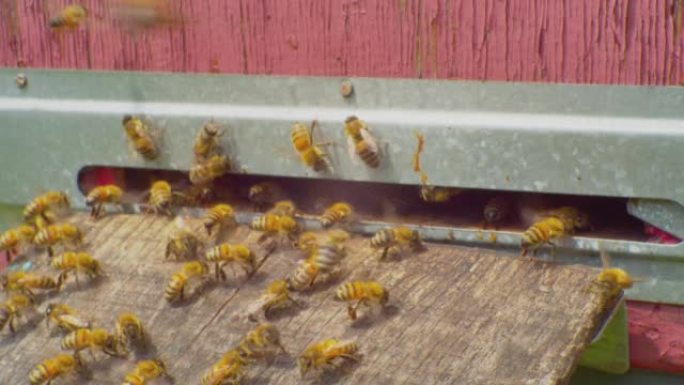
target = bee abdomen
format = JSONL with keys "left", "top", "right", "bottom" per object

{"left": 521, "top": 225, "right": 547, "bottom": 247}
{"left": 370, "top": 229, "right": 394, "bottom": 248}
{"left": 134, "top": 139, "right": 157, "bottom": 160}
{"left": 356, "top": 142, "right": 380, "bottom": 168}
{"left": 164, "top": 274, "right": 185, "bottom": 301}
{"left": 28, "top": 363, "right": 50, "bottom": 385}
{"left": 314, "top": 245, "right": 343, "bottom": 272}
{"left": 335, "top": 282, "right": 361, "bottom": 301}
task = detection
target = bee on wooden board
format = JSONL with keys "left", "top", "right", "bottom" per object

{"left": 293, "top": 231, "right": 320, "bottom": 255}
{"left": 251, "top": 213, "right": 299, "bottom": 243}
{"left": 193, "top": 121, "right": 224, "bottom": 163}
{"left": 85, "top": 184, "right": 124, "bottom": 219}
{"left": 45, "top": 303, "right": 91, "bottom": 334}
{"left": 0, "top": 224, "right": 37, "bottom": 262}
{"left": 335, "top": 280, "right": 389, "bottom": 321}
{"left": 288, "top": 230, "right": 349, "bottom": 290}
{"left": 343, "top": 115, "right": 381, "bottom": 168}
{"left": 28, "top": 353, "right": 80, "bottom": 385}
{"left": 121, "top": 359, "right": 169, "bottom": 385}
{"left": 1, "top": 271, "right": 62, "bottom": 298}
{"left": 246, "top": 279, "right": 303, "bottom": 322}
{"left": 319, "top": 202, "right": 353, "bottom": 228}
{"left": 203, "top": 204, "right": 236, "bottom": 236}
{"left": 520, "top": 206, "right": 590, "bottom": 257}
{"left": 48, "top": 4, "right": 86, "bottom": 29}
{"left": 24, "top": 191, "right": 70, "bottom": 223}
{"left": 115, "top": 312, "right": 146, "bottom": 354}
{"left": 165, "top": 217, "right": 203, "bottom": 261}
{"left": 236, "top": 323, "right": 288, "bottom": 361}
{"left": 200, "top": 349, "right": 248, "bottom": 385}
{"left": 33, "top": 223, "right": 83, "bottom": 258}
{"left": 50, "top": 251, "right": 103, "bottom": 288}
{"left": 370, "top": 226, "right": 423, "bottom": 260}
{"left": 291, "top": 120, "right": 331, "bottom": 172}
{"left": 189, "top": 154, "right": 230, "bottom": 185}
{"left": 145, "top": 180, "right": 178, "bottom": 216}
{"left": 164, "top": 260, "right": 210, "bottom": 302}
{"left": 298, "top": 338, "right": 360, "bottom": 377}
{"left": 60, "top": 327, "right": 123, "bottom": 360}
{"left": 0, "top": 293, "right": 35, "bottom": 333}
{"left": 123, "top": 115, "right": 158, "bottom": 161}
{"left": 204, "top": 243, "right": 256, "bottom": 281}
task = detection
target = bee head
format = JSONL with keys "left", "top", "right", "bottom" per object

{"left": 483, "top": 207, "right": 502, "bottom": 224}
{"left": 122, "top": 115, "right": 133, "bottom": 125}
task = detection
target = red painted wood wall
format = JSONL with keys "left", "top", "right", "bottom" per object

{"left": 2, "top": 0, "right": 684, "bottom": 374}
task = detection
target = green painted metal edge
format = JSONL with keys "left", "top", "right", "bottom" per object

{"left": 579, "top": 298, "right": 630, "bottom": 374}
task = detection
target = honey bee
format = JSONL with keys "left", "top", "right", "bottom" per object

{"left": 343, "top": 116, "right": 380, "bottom": 168}
{"left": 203, "top": 204, "right": 236, "bottom": 235}
{"left": 111, "top": 0, "right": 181, "bottom": 30}
{"left": 248, "top": 182, "right": 282, "bottom": 210}
{"left": 194, "top": 122, "right": 223, "bottom": 162}
{"left": 370, "top": 226, "right": 422, "bottom": 260}
{"left": 267, "top": 200, "right": 297, "bottom": 217}
{"left": 335, "top": 281, "right": 389, "bottom": 320}
{"left": 122, "top": 359, "right": 168, "bottom": 385}
{"left": 147, "top": 181, "right": 174, "bottom": 215}
{"left": 24, "top": 191, "right": 70, "bottom": 222}
{"left": 33, "top": 223, "right": 83, "bottom": 257}
{"left": 291, "top": 121, "right": 330, "bottom": 172}
{"left": 1, "top": 271, "right": 62, "bottom": 297}
{"left": 50, "top": 252, "right": 103, "bottom": 288}
{"left": 594, "top": 250, "right": 635, "bottom": 297}
{"left": 293, "top": 231, "right": 319, "bottom": 254}
{"left": 115, "top": 312, "right": 146, "bottom": 353}
{"left": 60, "top": 328, "right": 122, "bottom": 359}
{"left": 288, "top": 231, "right": 348, "bottom": 290}
{"left": 419, "top": 185, "right": 462, "bottom": 203}
{"left": 237, "top": 323, "right": 287, "bottom": 360}
{"left": 0, "top": 294, "right": 35, "bottom": 333}
{"left": 251, "top": 213, "right": 299, "bottom": 242}
{"left": 189, "top": 154, "right": 230, "bottom": 185}
{"left": 319, "top": 202, "right": 353, "bottom": 228}
{"left": 45, "top": 303, "right": 91, "bottom": 334}
{"left": 247, "top": 279, "right": 302, "bottom": 321}
{"left": 85, "top": 185, "right": 124, "bottom": 219}
{"left": 165, "top": 217, "right": 202, "bottom": 260}
{"left": 48, "top": 4, "right": 86, "bottom": 29}
{"left": 547, "top": 206, "right": 591, "bottom": 232}
{"left": 520, "top": 207, "right": 589, "bottom": 257}
{"left": 123, "top": 115, "right": 158, "bottom": 160}
{"left": 205, "top": 243, "right": 255, "bottom": 281}
{"left": 0, "top": 225, "right": 36, "bottom": 262}
{"left": 482, "top": 196, "right": 514, "bottom": 230}
{"left": 29, "top": 354, "right": 79, "bottom": 385}
{"left": 164, "top": 260, "right": 210, "bottom": 302}
{"left": 298, "top": 338, "right": 360, "bottom": 377}
{"left": 200, "top": 350, "right": 248, "bottom": 385}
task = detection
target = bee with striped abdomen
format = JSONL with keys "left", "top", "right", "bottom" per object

{"left": 115, "top": 312, "right": 146, "bottom": 354}
{"left": 291, "top": 121, "right": 330, "bottom": 172}
{"left": 251, "top": 213, "right": 299, "bottom": 243}
{"left": 203, "top": 204, "right": 235, "bottom": 235}
{"left": 24, "top": 191, "right": 70, "bottom": 223}
{"left": 204, "top": 243, "right": 255, "bottom": 281}
{"left": 189, "top": 154, "right": 230, "bottom": 185}
{"left": 419, "top": 185, "right": 462, "bottom": 203}
{"left": 85, "top": 185, "right": 124, "bottom": 219}
{"left": 123, "top": 115, "right": 158, "bottom": 160}
{"left": 298, "top": 338, "right": 360, "bottom": 377}
{"left": 193, "top": 121, "right": 223, "bottom": 162}
{"left": 1, "top": 271, "right": 62, "bottom": 297}
{"left": 370, "top": 226, "right": 422, "bottom": 260}
{"left": 335, "top": 280, "right": 389, "bottom": 320}
{"left": 200, "top": 349, "right": 248, "bottom": 385}
{"left": 0, "top": 294, "right": 35, "bottom": 333}
{"left": 520, "top": 207, "right": 589, "bottom": 257}
{"left": 247, "top": 279, "right": 302, "bottom": 322}
{"left": 50, "top": 252, "right": 103, "bottom": 288}
{"left": 267, "top": 200, "right": 297, "bottom": 217}
{"left": 60, "top": 328, "right": 122, "bottom": 360}
{"left": 164, "top": 260, "right": 210, "bottom": 302}
{"left": 319, "top": 202, "right": 353, "bottom": 228}
{"left": 165, "top": 217, "right": 202, "bottom": 261}
{"left": 49, "top": 5, "right": 86, "bottom": 29}
{"left": 482, "top": 196, "right": 514, "bottom": 230}
{"left": 122, "top": 359, "right": 169, "bottom": 385}
{"left": 45, "top": 303, "right": 91, "bottom": 334}
{"left": 237, "top": 323, "right": 287, "bottom": 361}
{"left": 288, "top": 230, "right": 349, "bottom": 290}
{"left": 0, "top": 225, "right": 36, "bottom": 262}
{"left": 33, "top": 223, "right": 83, "bottom": 257}
{"left": 344, "top": 116, "right": 380, "bottom": 168}
{"left": 28, "top": 353, "right": 79, "bottom": 385}
{"left": 294, "top": 231, "right": 319, "bottom": 255}
{"left": 146, "top": 181, "right": 175, "bottom": 216}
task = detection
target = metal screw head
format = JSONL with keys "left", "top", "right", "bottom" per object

{"left": 339, "top": 79, "right": 353, "bottom": 98}
{"left": 15, "top": 73, "right": 27, "bottom": 89}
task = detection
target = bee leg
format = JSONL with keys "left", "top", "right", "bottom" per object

{"left": 347, "top": 305, "right": 357, "bottom": 320}
{"left": 9, "top": 315, "right": 16, "bottom": 333}
{"left": 380, "top": 247, "right": 389, "bottom": 260}
{"left": 47, "top": 246, "right": 54, "bottom": 258}
{"left": 74, "top": 266, "right": 81, "bottom": 289}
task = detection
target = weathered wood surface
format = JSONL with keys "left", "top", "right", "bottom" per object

{"left": 0, "top": 213, "right": 611, "bottom": 385}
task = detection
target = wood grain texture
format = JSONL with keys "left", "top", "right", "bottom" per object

{"left": 1, "top": 0, "right": 683, "bottom": 85}
{"left": 0, "top": 213, "right": 612, "bottom": 384}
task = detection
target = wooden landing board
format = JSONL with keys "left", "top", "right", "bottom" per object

{"left": 0, "top": 214, "right": 612, "bottom": 385}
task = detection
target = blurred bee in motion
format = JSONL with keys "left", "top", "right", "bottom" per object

{"left": 48, "top": 4, "right": 86, "bottom": 29}
{"left": 248, "top": 182, "right": 284, "bottom": 210}
{"left": 293, "top": 231, "right": 319, "bottom": 255}
{"left": 200, "top": 349, "right": 248, "bottom": 385}
{"left": 85, "top": 184, "right": 123, "bottom": 219}
{"left": 291, "top": 120, "right": 331, "bottom": 172}
{"left": 45, "top": 303, "right": 91, "bottom": 334}
{"left": 164, "top": 260, "right": 210, "bottom": 302}
{"left": 180, "top": 184, "right": 215, "bottom": 207}
{"left": 33, "top": 223, "right": 83, "bottom": 258}
{"left": 482, "top": 196, "right": 514, "bottom": 230}
{"left": 122, "top": 115, "right": 158, "bottom": 160}
{"left": 115, "top": 312, "right": 146, "bottom": 354}
{"left": 146, "top": 180, "right": 176, "bottom": 215}
{"left": 193, "top": 121, "right": 223, "bottom": 163}
{"left": 267, "top": 200, "right": 297, "bottom": 217}
{"left": 189, "top": 154, "right": 230, "bottom": 185}
{"left": 50, "top": 252, "right": 103, "bottom": 288}
{"left": 237, "top": 323, "right": 287, "bottom": 361}
{"left": 203, "top": 203, "right": 235, "bottom": 236}
{"left": 165, "top": 217, "right": 202, "bottom": 260}
{"left": 594, "top": 249, "right": 636, "bottom": 297}
{"left": 547, "top": 206, "right": 592, "bottom": 232}
{"left": 0, "top": 294, "right": 35, "bottom": 333}
{"left": 319, "top": 202, "right": 353, "bottom": 228}
{"left": 412, "top": 131, "right": 461, "bottom": 203}
{"left": 122, "top": 359, "right": 169, "bottom": 385}
{"left": 0, "top": 224, "right": 37, "bottom": 263}
{"left": 370, "top": 226, "right": 423, "bottom": 260}
{"left": 343, "top": 116, "right": 380, "bottom": 168}
{"left": 1, "top": 271, "right": 62, "bottom": 298}
{"left": 251, "top": 213, "right": 299, "bottom": 244}
{"left": 335, "top": 280, "right": 389, "bottom": 321}
{"left": 288, "top": 230, "right": 349, "bottom": 290}
{"left": 204, "top": 243, "right": 255, "bottom": 281}
{"left": 247, "top": 279, "right": 302, "bottom": 322}
{"left": 24, "top": 191, "right": 70, "bottom": 223}
{"left": 28, "top": 353, "right": 80, "bottom": 385}
{"left": 60, "top": 327, "right": 122, "bottom": 360}
{"left": 520, "top": 206, "right": 590, "bottom": 257}
{"left": 110, "top": 0, "right": 182, "bottom": 30}
{"left": 298, "top": 338, "right": 360, "bottom": 378}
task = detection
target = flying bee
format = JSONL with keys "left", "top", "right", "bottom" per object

{"left": 122, "top": 359, "right": 169, "bottom": 385}
{"left": 203, "top": 204, "right": 236, "bottom": 235}
{"left": 419, "top": 185, "right": 462, "bottom": 203}
{"left": 115, "top": 312, "right": 146, "bottom": 354}
{"left": 251, "top": 213, "right": 299, "bottom": 243}
{"left": 0, "top": 294, "right": 35, "bottom": 333}
{"left": 267, "top": 200, "right": 297, "bottom": 217}
{"left": 204, "top": 243, "right": 256, "bottom": 281}
{"left": 594, "top": 249, "right": 637, "bottom": 297}
{"left": 189, "top": 154, "right": 230, "bottom": 185}
{"left": 147, "top": 180, "right": 174, "bottom": 215}
{"left": 200, "top": 350, "right": 248, "bottom": 385}
{"left": 247, "top": 279, "right": 303, "bottom": 322}
{"left": 164, "top": 260, "right": 210, "bottom": 302}
{"left": 193, "top": 121, "right": 223, "bottom": 162}
{"left": 123, "top": 115, "right": 158, "bottom": 160}
{"left": 49, "top": 4, "right": 86, "bottom": 29}
{"left": 1, "top": 271, "right": 62, "bottom": 298}
{"left": 319, "top": 202, "right": 353, "bottom": 228}
{"left": 237, "top": 323, "right": 287, "bottom": 361}
{"left": 482, "top": 196, "right": 514, "bottom": 230}
{"left": 28, "top": 354, "right": 79, "bottom": 385}
{"left": 33, "top": 223, "right": 83, "bottom": 257}
{"left": 61, "top": 328, "right": 122, "bottom": 360}
{"left": 85, "top": 185, "right": 124, "bottom": 219}
{"left": 343, "top": 116, "right": 380, "bottom": 168}
{"left": 0, "top": 225, "right": 36, "bottom": 262}
{"left": 370, "top": 226, "right": 423, "bottom": 260}
{"left": 335, "top": 281, "right": 389, "bottom": 321}
{"left": 45, "top": 303, "right": 91, "bottom": 334}
{"left": 24, "top": 191, "right": 70, "bottom": 223}
{"left": 248, "top": 182, "right": 283, "bottom": 210}
{"left": 298, "top": 338, "right": 360, "bottom": 377}
{"left": 50, "top": 252, "right": 103, "bottom": 288}
{"left": 291, "top": 120, "right": 331, "bottom": 172}
{"left": 165, "top": 217, "right": 202, "bottom": 260}
{"left": 288, "top": 231, "right": 348, "bottom": 290}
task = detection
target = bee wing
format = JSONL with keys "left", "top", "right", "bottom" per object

{"left": 346, "top": 136, "right": 361, "bottom": 166}
{"left": 58, "top": 314, "right": 90, "bottom": 329}
{"left": 599, "top": 246, "right": 612, "bottom": 269}
{"left": 359, "top": 128, "right": 379, "bottom": 155}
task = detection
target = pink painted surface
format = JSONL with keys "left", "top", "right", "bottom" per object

{"left": 629, "top": 301, "right": 684, "bottom": 374}
{"left": 0, "top": 0, "right": 683, "bottom": 84}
